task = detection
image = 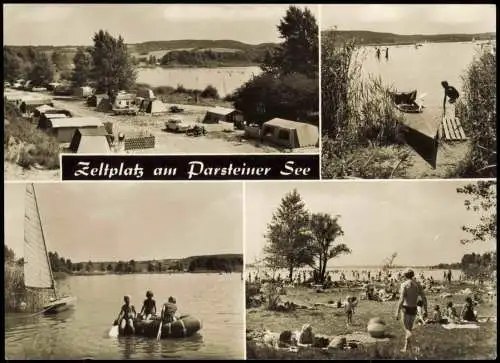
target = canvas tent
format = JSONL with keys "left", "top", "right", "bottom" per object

{"left": 73, "top": 86, "right": 93, "bottom": 98}
{"left": 261, "top": 118, "right": 319, "bottom": 149}
{"left": 96, "top": 98, "right": 112, "bottom": 112}
{"left": 48, "top": 117, "right": 104, "bottom": 143}
{"left": 69, "top": 128, "right": 111, "bottom": 154}
{"left": 203, "top": 107, "right": 244, "bottom": 124}
{"left": 139, "top": 99, "right": 167, "bottom": 114}
{"left": 87, "top": 93, "right": 108, "bottom": 107}
{"left": 137, "top": 89, "right": 156, "bottom": 100}
{"left": 38, "top": 110, "right": 72, "bottom": 129}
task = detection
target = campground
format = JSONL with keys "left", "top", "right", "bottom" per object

{"left": 246, "top": 282, "right": 497, "bottom": 360}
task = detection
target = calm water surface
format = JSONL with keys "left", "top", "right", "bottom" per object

{"left": 137, "top": 66, "right": 262, "bottom": 97}
{"left": 360, "top": 41, "right": 493, "bottom": 132}
{"left": 5, "top": 273, "right": 244, "bottom": 359}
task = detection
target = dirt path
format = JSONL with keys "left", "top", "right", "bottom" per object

{"left": 4, "top": 162, "right": 60, "bottom": 181}
{"left": 406, "top": 141, "right": 469, "bottom": 178}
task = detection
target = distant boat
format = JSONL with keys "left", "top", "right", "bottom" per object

{"left": 24, "top": 183, "right": 77, "bottom": 315}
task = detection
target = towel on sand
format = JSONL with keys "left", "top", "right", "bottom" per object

{"left": 442, "top": 323, "right": 480, "bottom": 330}
{"left": 340, "top": 332, "right": 391, "bottom": 344}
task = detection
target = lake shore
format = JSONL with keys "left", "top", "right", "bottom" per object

{"left": 246, "top": 282, "right": 496, "bottom": 359}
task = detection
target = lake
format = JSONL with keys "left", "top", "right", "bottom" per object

{"left": 5, "top": 273, "right": 244, "bottom": 360}
{"left": 359, "top": 41, "right": 493, "bottom": 133}
{"left": 246, "top": 266, "right": 462, "bottom": 282}
{"left": 137, "top": 66, "right": 262, "bottom": 97}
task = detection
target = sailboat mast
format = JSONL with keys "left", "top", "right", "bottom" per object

{"left": 32, "top": 183, "right": 58, "bottom": 299}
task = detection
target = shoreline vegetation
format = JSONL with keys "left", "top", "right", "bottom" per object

{"left": 321, "top": 30, "right": 497, "bottom": 179}
{"left": 4, "top": 245, "right": 242, "bottom": 313}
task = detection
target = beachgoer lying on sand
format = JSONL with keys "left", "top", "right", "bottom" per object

{"left": 461, "top": 297, "right": 478, "bottom": 322}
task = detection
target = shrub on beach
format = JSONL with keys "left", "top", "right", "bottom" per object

{"left": 3, "top": 104, "right": 60, "bottom": 170}
{"left": 453, "top": 45, "right": 496, "bottom": 178}
{"left": 321, "top": 32, "right": 408, "bottom": 179}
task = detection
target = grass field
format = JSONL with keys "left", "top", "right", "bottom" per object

{"left": 246, "top": 283, "right": 497, "bottom": 359}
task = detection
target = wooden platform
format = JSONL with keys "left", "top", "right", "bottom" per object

{"left": 439, "top": 115, "right": 467, "bottom": 141}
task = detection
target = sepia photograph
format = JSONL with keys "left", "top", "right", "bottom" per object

{"left": 4, "top": 4, "right": 319, "bottom": 181}
{"left": 321, "top": 4, "right": 496, "bottom": 179}
{"left": 245, "top": 180, "right": 496, "bottom": 359}
{"left": 4, "top": 182, "right": 244, "bottom": 359}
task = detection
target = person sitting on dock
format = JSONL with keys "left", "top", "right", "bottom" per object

{"left": 441, "top": 81, "right": 460, "bottom": 117}
{"left": 115, "top": 295, "right": 137, "bottom": 334}
{"left": 161, "top": 296, "right": 178, "bottom": 323}
{"left": 139, "top": 290, "right": 157, "bottom": 320}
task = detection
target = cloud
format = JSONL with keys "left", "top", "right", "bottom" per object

{"left": 162, "top": 4, "right": 317, "bottom": 21}
{"left": 5, "top": 4, "right": 75, "bottom": 23}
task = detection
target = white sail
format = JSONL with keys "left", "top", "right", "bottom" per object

{"left": 24, "top": 184, "right": 53, "bottom": 289}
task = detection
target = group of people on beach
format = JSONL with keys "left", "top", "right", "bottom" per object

{"left": 114, "top": 291, "right": 179, "bottom": 334}
{"left": 376, "top": 47, "right": 389, "bottom": 60}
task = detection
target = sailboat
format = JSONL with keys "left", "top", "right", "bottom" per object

{"left": 24, "top": 183, "right": 77, "bottom": 315}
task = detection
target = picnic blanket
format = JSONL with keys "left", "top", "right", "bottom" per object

{"left": 441, "top": 323, "right": 480, "bottom": 330}
{"left": 340, "top": 331, "right": 391, "bottom": 345}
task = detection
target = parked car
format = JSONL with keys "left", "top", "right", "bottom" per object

{"left": 165, "top": 117, "right": 190, "bottom": 133}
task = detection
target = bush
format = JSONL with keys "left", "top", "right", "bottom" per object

{"left": 200, "top": 84, "right": 220, "bottom": 99}
{"left": 4, "top": 104, "right": 60, "bottom": 169}
{"left": 453, "top": 45, "right": 496, "bottom": 178}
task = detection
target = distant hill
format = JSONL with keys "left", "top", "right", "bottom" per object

{"left": 70, "top": 253, "right": 243, "bottom": 274}
{"left": 5, "top": 39, "right": 278, "bottom": 67}
{"left": 322, "top": 30, "right": 496, "bottom": 46}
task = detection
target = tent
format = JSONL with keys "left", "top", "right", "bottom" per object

{"left": 139, "top": 99, "right": 167, "bottom": 114}
{"left": 261, "top": 118, "right": 319, "bottom": 149}
{"left": 137, "top": 89, "right": 156, "bottom": 100}
{"left": 87, "top": 93, "right": 108, "bottom": 107}
{"left": 33, "top": 104, "right": 55, "bottom": 117}
{"left": 48, "top": 117, "right": 104, "bottom": 143}
{"left": 69, "top": 128, "right": 111, "bottom": 154}
{"left": 73, "top": 86, "right": 93, "bottom": 98}
{"left": 203, "top": 106, "right": 244, "bottom": 124}
{"left": 96, "top": 98, "right": 112, "bottom": 112}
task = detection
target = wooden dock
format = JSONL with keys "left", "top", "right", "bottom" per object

{"left": 439, "top": 115, "right": 467, "bottom": 141}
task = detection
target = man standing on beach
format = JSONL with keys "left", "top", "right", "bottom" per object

{"left": 441, "top": 81, "right": 460, "bottom": 118}
{"left": 395, "top": 268, "right": 428, "bottom": 353}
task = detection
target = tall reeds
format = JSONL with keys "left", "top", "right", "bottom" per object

{"left": 4, "top": 263, "right": 46, "bottom": 313}
{"left": 321, "top": 31, "right": 409, "bottom": 178}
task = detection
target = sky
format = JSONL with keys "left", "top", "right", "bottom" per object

{"left": 3, "top": 4, "right": 319, "bottom": 46}
{"left": 5, "top": 182, "right": 243, "bottom": 262}
{"left": 321, "top": 4, "right": 496, "bottom": 34}
{"left": 245, "top": 180, "right": 496, "bottom": 267}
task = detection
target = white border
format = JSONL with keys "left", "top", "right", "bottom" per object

{"left": 318, "top": 3, "right": 323, "bottom": 180}
{"left": 242, "top": 181, "right": 247, "bottom": 359}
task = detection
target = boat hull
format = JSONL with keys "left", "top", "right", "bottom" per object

{"left": 119, "top": 315, "right": 202, "bottom": 339}
{"left": 43, "top": 296, "right": 77, "bottom": 315}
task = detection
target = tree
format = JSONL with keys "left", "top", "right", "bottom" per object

{"left": 128, "top": 260, "right": 136, "bottom": 273}
{"left": 100, "top": 263, "right": 106, "bottom": 272}
{"left": 147, "top": 262, "right": 155, "bottom": 272}
{"left": 308, "top": 213, "right": 350, "bottom": 283}
{"left": 262, "top": 5, "right": 318, "bottom": 77}
{"left": 90, "top": 30, "right": 137, "bottom": 98}
{"left": 457, "top": 180, "right": 496, "bottom": 244}
{"left": 29, "top": 53, "right": 54, "bottom": 86}
{"left": 264, "top": 189, "right": 312, "bottom": 281}
{"left": 3, "top": 47, "right": 23, "bottom": 82}
{"left": 107, "top": 264, "right": 113, "bottom": 272}
{"left": 72, "top": 48, "right": 93, "bottom": 87}
{"left": 86, "top": 261, "right": 93, "bottom": 272}
{"left": 4, "top": 245, "right": 16, "bottom": 263}
{"left": 157, "top": 262, "right": 163, "bottom": 272}
{"left": 115, "top": 261, "right": 124, "bottom": 273}
{"left": 51, "top": 50, "right": 70, "bottom": 71}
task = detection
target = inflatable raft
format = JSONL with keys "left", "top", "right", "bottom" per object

{"left": 119, "top": 315, "right": 202, "bottom": 339}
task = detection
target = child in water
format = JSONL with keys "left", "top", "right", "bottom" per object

{"left": 139, "top": 290, "right": 156, "bottom": 320}
{"left": 345, "top": 296, "right": 358, "bottom": 326}
{"left": 161, "top": 296, "right": 178, "bottom": 323}
{"left": 115, "top": 295, "right": 137, "bottom": 333}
